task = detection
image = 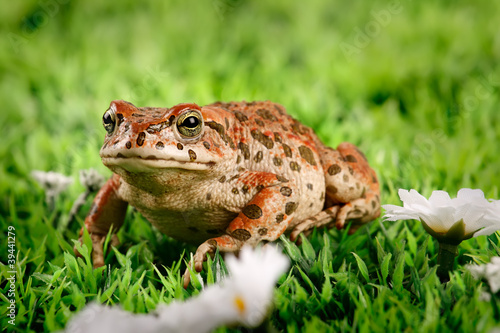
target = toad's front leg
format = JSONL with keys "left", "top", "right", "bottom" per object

{"left": 75, "top": 174, "right": 128, "bottom": 267}
{"left": 183, "top": 172, "right": 297, "bottom": 287}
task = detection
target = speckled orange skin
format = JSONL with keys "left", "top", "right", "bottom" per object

{"left": 78, "top": 100, "right": 380, "bottom": 285}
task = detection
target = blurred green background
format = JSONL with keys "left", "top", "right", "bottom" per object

{"left": 1, "top": 0, "right": 500, "bottom": 331}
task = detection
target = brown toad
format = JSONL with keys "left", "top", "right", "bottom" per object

{"left": 78, "top": 100, "right": 380, "bottom": 286}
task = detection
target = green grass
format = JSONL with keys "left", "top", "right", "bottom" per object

{"left": 1, "top": 0, "right": 500, "bottom": 331}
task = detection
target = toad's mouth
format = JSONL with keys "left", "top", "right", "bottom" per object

{"left": 101, "top": 153, "right": 215, "bottom": 172}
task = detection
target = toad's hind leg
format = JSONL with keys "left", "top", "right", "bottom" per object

{"left": 289, "top": 206, "right": 340, "bottom": 241}
{"left": 290, "top": 142, "right": 380, "bottom": 239}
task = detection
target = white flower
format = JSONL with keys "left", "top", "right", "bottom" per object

{"left": 31, "top": 170, "right": 73, "bottom": 206}
{"left": 467, "top": 257, "right": 500, "bottom": 294}
{"left": 79, "top": 168, "right": 106, "bottom": 192}
{"left": 62, "top": 245, "right": 289, "bottom": 333}
{"left": 382, "top": 188, "right": 500, "bottom": 244}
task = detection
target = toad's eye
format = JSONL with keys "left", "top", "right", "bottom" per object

{"left": 176, "top": 110, "right": 203, "bottom": 138}
{"left": 102, "top": 108, "right": 116, "bottom": 134}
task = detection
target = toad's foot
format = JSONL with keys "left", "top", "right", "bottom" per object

{"left": 74, "top": 233, "right": 120, "bottom": 268}
{"left": 289, "top": 206, "right": 340, "bottom": 242}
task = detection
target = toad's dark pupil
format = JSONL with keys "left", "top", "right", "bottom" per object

{"left": 103, "top": 112, "right": 113, "bottom": 124}
{"left": 183, "top": 116, "right": 199, "bottom": 128}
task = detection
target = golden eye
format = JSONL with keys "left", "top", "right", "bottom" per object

{"left": 176, "top": 110, "right": 203, "bottom": 138}
{"left": 102, "top": 108, "right": 116, "bottom": 134}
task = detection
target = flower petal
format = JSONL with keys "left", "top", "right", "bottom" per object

{"left": 398, "top": 189, "right": 431, "bottom": 209}
{"left": 428, "top": 190, "right": 452, "bottom": 207}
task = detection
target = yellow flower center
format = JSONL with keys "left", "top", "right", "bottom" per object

{"left": 234, "top": 295, "right": 246, "bottom": 314}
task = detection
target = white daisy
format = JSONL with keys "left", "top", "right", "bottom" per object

{"left": 31, "top": 170, "right": 73, "bottom": 207}
{"left": 383, "top": 188, "right": 500, "bottom": 244}
{"left": 467, "top": 257, "right": 500, "bottom": 294}
{"left": 62, "top": 245, "right": 289, "bottom": 333}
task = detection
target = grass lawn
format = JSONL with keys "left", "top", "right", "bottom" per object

{"left": 1, "top": 0, "right": 500, "bottom": 331}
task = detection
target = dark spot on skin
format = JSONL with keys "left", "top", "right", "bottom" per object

{"left": 155, "top": 141, "right": 164, "bottom": 150}
{"left": 136, "top": 132, "right": 146, "bottom": 146}
{"left": 345, "top": 154, "right": 358, "bottom": 163}
{"left": 372, "top": 174, "right": 378, "bottom": 183}
{"left": 168, "top": 115, "right": 176, "bottom": 126}
{"left": 352, "top": 208, "right": 363, "bottom": 216}
{"left": 238, "top": 142, "right": 251, "bottom": 160}
{"left": 206, "top": 193, "right": 212, "bottom": 200}
{"left": 203, "top": 141, "right": 211, "bottom": 150}
{"left": 206, "top": 121, "right": 235, "bottom": 149}
{"left": 225, "top": 117, "right": 230, "bottom": 130}
{"left": 236, "top": 155, "right": 242, "bottom": 164}
{"left": 177, "top": 143, "right": 184, "bottom": 150}
{"left": 258, "top": 228, "right": 268, "bottom": 236}
{"left": 348, "top": 166, "right": 354, "bottom": 175}
{"left": 290, "top": 121, "right": 307, "bottom": 135}
{"left": 256, "top": 108, "right": 278, "bottom": 121}
{"left": 251, "top": 129, "right": 274, "bottom": 149}
{"left": 281, "top": 125, "right": 288, "bottom": 131}
{"left": 132, "top": 113, "right": 145, "bottom": 117}
{"left": 229, "top": 174, "right": 240, "bottom": 182}
{"left": 320, "top": 192, "right": 325, "bottom": 200}
{"left": 290, "top": 161, "right": 301, "bottom": 172}
{"left": 298, "top": 145, "right": 317, "bottom": 166}
{"left": 276, "top": 213, "right": 285, "bottom": 223}
{"left": 327, "top": 185, "right": 338, "bottom": 194}
{"left": 285, "top": 202, "right": 298, "bottom": 215}
{"left": 282, "top": 143, "right": 292, "bottom": 158}
{"left": 356, "top": 183, "right": 361, "bottom": 189}
{"left": 274, "top": 104, "right": 285, "bottom": 115}
{"left": 254, "top": 151, "right": 263, "bottom": 163}
{"left": 232, "top": 188, "right": 239, "bottom": 194}
{"left": 137, "top": 119, "right": 144, "bottom": 123}
{"left": 328, "top": 164, "right": 342, "bottom": 175}
{"left": 207, "top": 239, "right": 218, "bottom": 248}
{"left": 124, "top": 123, "right": 130, "bottom": 132}
{"left": 307, "top": 183, "right": 313, "bottom": 190}
{"left": 372, "top": 200, "right": 377, "bottom": 209}
{"left": 276, "top": 175, "right": 289, "bottom": 182}
{"left": 273, "top": 156, "right": 283, "bottom": 166}
{"left": 116, "top": 113, "right": 124, "bottom": 126}
{"left": 375, "top": 194, "right": 380, "bottom": 202}
{"left": 188, "top": 226, "right": 199, "bottom": 232}
{"left": 232, "top": 229, "right": 252, "bottom": 241}
{"left": 242, "top": 204, "right": 263, "bottom": 219}
{"left": 188, "top": 149, "right": 197, "bottom": 161}
{"left": 255, "top": 185, "right": 264, "bottom": 192}
{"left": 219, "top": 176, "right": 226, "bottom": 183}
{"left": 255, "top": 119, "right": 264, "bottom": 126}
{"left": 234, "top": 111, "right": 248, "bottom": 122}
{"left": 343, "top": 175, "right": 349, "bottom": 182}
{"left": 280, "top": 186, "right": 292, "bottom": 197}
{"left": 116, "top": 153, "right": 125, "bottom": 158}
{"left": 126, "top": 141, "right": 132, "bottom": 149}
{"left": 274, "top": 132, "right": 282, "bottom": 143}
{"left": 242, "top": 184, "right": 250, "bottom": 194}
